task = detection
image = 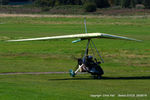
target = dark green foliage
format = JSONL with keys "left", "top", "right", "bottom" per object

{"left": 34, "top": 0, "right": 83, "bottom": 7}
{"left": 41, "top": 7, "right": 50, "bottom": 11}
{"left": 14, "top": 0, "right": 150, "bottom": 9}
{"left": 120, "top": 0, "right": 137, "bottom": 8}
{"left": 95, "top": 0, "right": 110, "bottom": 8}
{"left": 113, "top": 0, "right": 146, "bottom": 8}
{"left": 34, "top": 0, "right": 55, "bottom": 7}
{"left": 130, "top": 0, "right": 136, "bottom": 8}
{"left": 84, "top": 2, "right": 97, "bottom": 12}
{"left": 34, "top": 0, "right": 110, "bottom": 8}
{"left": 121, "top": 0, "right": 130, "bottom": 8}
{"left": 143, "top": 0, "right": 150, "bottom": 9}
{"left": 64, "top": 0, "right": 82, "bottom": 5}
{"left": 136, "top": 0, "right": 142, "bottom": 4}
{"left": 0, "top": 0, "right": 9, "bottom": 5}
{"left": 52, "top": 0, "right": 83, "bottom": 5}
{"left": 114, "top": 0, "right": 149, "bottom": 9}
{"left": 82, "top": 0, "right": 110, "bottom": 8}
{"left": 1, "top": 0, "right": 149, "bottom": 9}
{"left": 9, "top": 0, "right": 33, "bottom": 1}
{"left": 114, "top": 0, "right": 121, "bottom": 5}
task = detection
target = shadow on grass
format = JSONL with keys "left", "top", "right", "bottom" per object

{"left": 48, "top": 76, "right": 150, "bottom": 81}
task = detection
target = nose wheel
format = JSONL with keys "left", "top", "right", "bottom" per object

{"left": 69, "top": 69, "right": 75, "bottom": 77}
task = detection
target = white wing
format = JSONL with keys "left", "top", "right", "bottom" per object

{"left": 7, "top": 33, "right": 141, "bottom": 42}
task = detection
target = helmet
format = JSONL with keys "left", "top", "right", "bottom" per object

{"left": 88, "top": 56, "right": 93, "bottom": 59}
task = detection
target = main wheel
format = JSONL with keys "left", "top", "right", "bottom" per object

{"left": 93, "top": 75, "right": 102, "bottom": 79}
{"left": 97, "top": 75, "right": 102, "bottom": 79}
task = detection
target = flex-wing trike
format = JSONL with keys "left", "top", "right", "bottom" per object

{"left": 69, "top": 39, "right": 104, "bottom": 79}
{"left": 7, "top": 18, "right": 141, "bottom": 79}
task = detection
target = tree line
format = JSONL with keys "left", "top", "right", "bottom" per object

{"left": 1, "top": 0, "right": 150, "bottom": 9}
{"left": 34, "top": 0, "right": 150, "bottom": 9}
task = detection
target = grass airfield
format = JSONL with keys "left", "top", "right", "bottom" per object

{"left": 0, "top": 15, "right": 150, "bottom": 100}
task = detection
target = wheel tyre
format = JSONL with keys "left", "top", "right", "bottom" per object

{"left": 69, "top": 69, "right": 75, "bottom": 77}
{"left": 97, "top": 75, "right": 102, "bottom": 79}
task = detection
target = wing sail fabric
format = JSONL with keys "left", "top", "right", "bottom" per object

{"left": 7, "top": 33, "right": 141, "bottom": 42}
{"left": 100, "top": 33, "right": 141, "bottom": 41}
{"left": 7, "top": 33, "right": 100, "bottom": 42}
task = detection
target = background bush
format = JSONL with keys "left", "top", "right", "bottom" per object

{"left": 95, "top": 0, "right": 110, "bottom": 8}
{"left": 34, "top": 0, "right": 55, "bottom": 7}
{"left": 84, "top": 2, "right": 97, "bottom": 12}
{"left": 1, "top": 0, "right": 150, "bottom": 10}
{"left": 143, "top": 0, "right": 150, "bottom": 9}
{"left": 0, "top": 0, "right": 9, "bottom": 5}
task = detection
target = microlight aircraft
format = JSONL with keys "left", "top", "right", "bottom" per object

{"left": 7, "top": 18, "right": 141, "bottom": 79}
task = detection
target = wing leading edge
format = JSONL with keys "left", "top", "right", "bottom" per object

{"left": 7, "top": 33, "right": 141, "bottom": 42}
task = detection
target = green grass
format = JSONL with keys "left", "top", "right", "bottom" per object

{"left": 0, "top": 16, "right": 150, "bottom": 100}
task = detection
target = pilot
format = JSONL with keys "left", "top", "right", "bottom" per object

{"left": 80, "top": 55, "right": 94, "bottom": 72}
